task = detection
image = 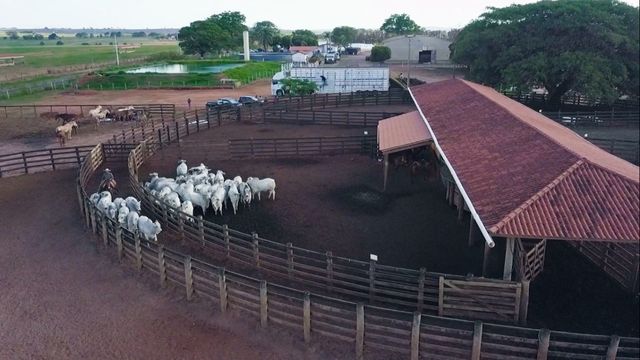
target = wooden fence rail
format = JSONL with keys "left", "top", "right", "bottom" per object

{"left": 541, "top": 110, "right": 639, "bottom": 128}
{"left": 0, "top": 144, "right": 137, "bottom": 178}
{"left": 75, "top": 151, "right": 640, "bottom": 358}
{"left": 124, "top": 137, "right": 528, "bottom": 323}
{"left": 228, "top": 135, "right": 379, "bottom": 159}
{"left": 262, "top": 110, "right": 402, "bottom": 127}
{"left": 0, "top": 103, "right": 175, "bottom": 120}
{"left": 587, "top": 138, "right": 639, "bottom": 165}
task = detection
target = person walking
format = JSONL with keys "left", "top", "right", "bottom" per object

{"left": 187, "top": 98, "right": 192, "bottom": 109}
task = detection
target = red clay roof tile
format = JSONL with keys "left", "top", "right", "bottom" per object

{"left": 411, "top": 79, "right": 639, "bottom": 242}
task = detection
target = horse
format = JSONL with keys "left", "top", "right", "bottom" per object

{"left": 55, "top": 113, "right": 78, "bottom": 124}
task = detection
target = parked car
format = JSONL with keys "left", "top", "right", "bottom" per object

{"left": 238, "top": 95, "right": 264, "bottom": 105}
{"left": 325, "top": 53, "right": 337, "bottom": 64}
{"left": 206, "top": 98, "right": 242, "bottom": 108}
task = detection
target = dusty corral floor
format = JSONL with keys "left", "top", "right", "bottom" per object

{"left": 0, "top": 170, "right": 351, "bottom": 359}
{"left": 137, "top": 122, "right": 639, "bottom": 337}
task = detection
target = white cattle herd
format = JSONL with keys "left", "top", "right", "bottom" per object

{"left": 89, "top": 192, "right": 162, "bottom": 242}
{"left": 146, "top": 160, "right": 277, "bottom": 218}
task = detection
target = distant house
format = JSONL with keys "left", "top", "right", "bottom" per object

{"left": 288, "top": 46, "right": 318, "bottom": 55}
{"left": 382, "top": 35, "right": 452, "bottom": 64}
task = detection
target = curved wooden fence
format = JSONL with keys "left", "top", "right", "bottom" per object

{"left": 128, "top": 138, "right": 529, "bottom": 324}
{"left": 73, "top": 143, "right": 640, "bottom": 359}
{"left": 0, "top": 144, "right": 134, "bottom": 178}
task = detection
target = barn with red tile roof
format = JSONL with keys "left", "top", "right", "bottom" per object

{"left": 409, "top": 79, "right": 639, "bottom": 292}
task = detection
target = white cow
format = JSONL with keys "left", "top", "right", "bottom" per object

{"left": 117, "top": 205, "right": 130, "bottom": 227}
{"left": 176, "top": 160, "right": 188, "bottom": 177}
{"left": 246, "top": 177, "right": 276, "bottom": 201}
{"left": 96, "top": 191, "right": 113, "bottom": 214}
{"left": 227, "top": 182, "right": 240, "bottom": 215}
{"left": 210, "top": 186, "right": 226, "bottom": 215}
{"left": 180, "top": 200, "right": 194, "bottom": 221}
{"left": 125, "top": 196, "right": 141, "bottom": 212}
{"left": 137, "top": 216, "right": 162, "bottom": 242}
{"left": 126, "top": 210, "right": 140, "bottom": 233}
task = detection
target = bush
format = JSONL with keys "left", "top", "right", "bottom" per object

{"left": 56, "top": 40, "right": 64, "bottom": 45}
{"left": 39, "top": 41, "right": 45, "bottom": 46}
{"left": 81, "top": 42, "right": 90, "bottom": 45}
{"left": 369, "top": 46, "right": 391, "bottom": 62}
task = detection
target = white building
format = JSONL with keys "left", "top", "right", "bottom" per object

{"left": 292, "top": 52, "right": 309, "bottom": 64}
{"left": 382, "top": 35, "right": 452, "bottom": 64}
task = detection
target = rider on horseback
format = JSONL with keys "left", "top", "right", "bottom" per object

{"left": 99, "top": 168, "right": 117, "bottom": 193}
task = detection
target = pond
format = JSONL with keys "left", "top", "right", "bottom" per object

{"left": 125, "top": 63, "right": 244, "bottom": 74}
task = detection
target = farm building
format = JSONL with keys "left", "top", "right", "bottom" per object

{"left": 379, "top": 79, "right": 639, "bottom": 293}
{"left": 382, "top": 35, "right": 452, "bottom": 64}
{"left": 288, "top": 46, "right": 319, "bottom": 55}
{"left": 291, "top": 52, "right": 308, "bottom": 63}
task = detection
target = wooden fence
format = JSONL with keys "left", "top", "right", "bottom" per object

{"left": 0, "top": 143, "right": 137, "bottom": 178}
{"left": 588, "top": 138, "right": 639, "bottom": 165}
{"left": 261, "top": 89, "right": 411, "bottom": 111}
{"left": 567, "top": 241, "right": 640, "bottom": 295}
{"left": 128, "top": 139, "right": 528, "bottom": 323}
{"left": 0, "top": 103, "right": 175, "bottom": 120}
{"left": 262, "top": 110, "right": 402, "bottom": 127}
{"left": 503, "top": 90, "right": 639, "bottom": 111}
{"left": 542, "top": 110, "right": 639, "bottom": 128}
{"left": 228, "top": 135, "right": 378, "bottom": 159}
{"left": 74, "top": 143, "right": 640, "bottom": 359}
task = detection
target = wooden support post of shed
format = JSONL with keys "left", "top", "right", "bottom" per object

{"left": 355, "top": 303, "right": 365, "bottom": 360}
{"left": 503, "top": 237, "right": 516, "bottom": 281}
{"left": 383, "top": 153, "right": 389, "bottom": 191}
{"left": 410, "top": 312, "right": 421, "bottom": 360}
{"left": 606, "top": 335, "right": 620, "bottom": 360}
{"left": 468, "top": 217, "right": 476, "bottom": 247}
{"left": 482, "top": 241, "right": 491, "bottom": 277}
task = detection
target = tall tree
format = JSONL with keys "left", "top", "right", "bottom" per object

{"left": 251, "top": 21, "right": 279, "bottom": 50}
{"left": 178, "top": 20, "right": 225, "bottom": 57}
{"left": 331, "top": 26, "right": 357, "bottom": 46}
{"left": 452, "top": 0, "right": 639, "bottom": 110}
{"left": 208, "top": 11, "right": 247, "bottom": 50}
{"left": 291, "top": 29, "right": 318, "bottom": 46}
{"left": 380, "top": 14, "right": 422, "bottom": 35}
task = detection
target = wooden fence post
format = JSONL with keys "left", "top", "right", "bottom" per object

{"left": 520, "top": 280, "right": 530, "bottom": 325}
{"left": 536, "top": 329, "right": 550, "bottom": 360}
{"left": 417, "top": 267, "right": 426, "bottom": 312}
{"left": 84, "top": 200, "right": 91, "bottom": 229}
{"left": 252, "top": 232, "right": 260, "bottom": 267}
{"left": 411, "top": 312, "right": 421, "bottom": 360}
{"left": 303, "top": 291, "right": 311, "bottom": 343}
{"left": 218, "top": 268, "right": 227, "bottom": 313}
{"left": 22, "top": 153, "right": 28, "bottom": 174}
{"left": 369, "top": 258, "right": 376, "bottom": 303}
{"left": 438, "top": 276, "right": 445, "bottom": 316}
{"left": 90, "top": 206, "right": 98, "bottom": 235}
{"left": 223, "top": 224, "right": 230, "bottom": 258}
{"left": 356, "top": 303, "right": 365, "bottom": 360}
{"left": 184, "top": 256, "right": 193, "bottom": 300}
{"left": 286, "top": 242, "right": 294, "bottom": 279}
{"left": 471, "top": 321, "right": 483, "bottom": 360}
{"left": 198, "top": 215, "right": 205, "bottom": 246}
{"left": 326, "top": 251, "right": 333, "bottom": 292}
{"left": 178, "top": 213, "right": 185, "bottom": 243}
{"left": 158, "top": 245, "right": 167, "bottom": 287}
{"left": 116, "top": 227, "right": 123, "bottom": 260}
{"left": 260, "top": 280, "right": 268, "bottom": 327}
{"left": 134, "top": 233, "right": 142, "bottom": 270}
{"left": 606, "top": 335, "right": 620, "bottom": 360}
{"left": 101, "top": 217, "right": 109, "bottom": 247}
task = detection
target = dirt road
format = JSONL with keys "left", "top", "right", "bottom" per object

{"left": 0, "top": 170, "right": 346, "bottom": 359}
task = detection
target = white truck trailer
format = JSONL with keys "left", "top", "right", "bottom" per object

{"left": 271, "top": 63, "right": 389, "bottom": 96}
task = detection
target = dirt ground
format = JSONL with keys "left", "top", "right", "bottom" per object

{"left": 137, "top": 122, "right": 639, "bottom": 337}
{"left": 34, "top": 80, "right": 273, "bottom": 111}
{"left": 0, "top": 116, "right": 156, "bottom": 154}
{"left": 0, "top": 170, "right": 351, "bottom": 359}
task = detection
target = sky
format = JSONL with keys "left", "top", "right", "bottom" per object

{"left": 1, "top": 0, "right": 639, "bottom": 30}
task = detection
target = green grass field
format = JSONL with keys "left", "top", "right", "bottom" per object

{"left": 0, "top": 37, "right": 180, "bottom": 80}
